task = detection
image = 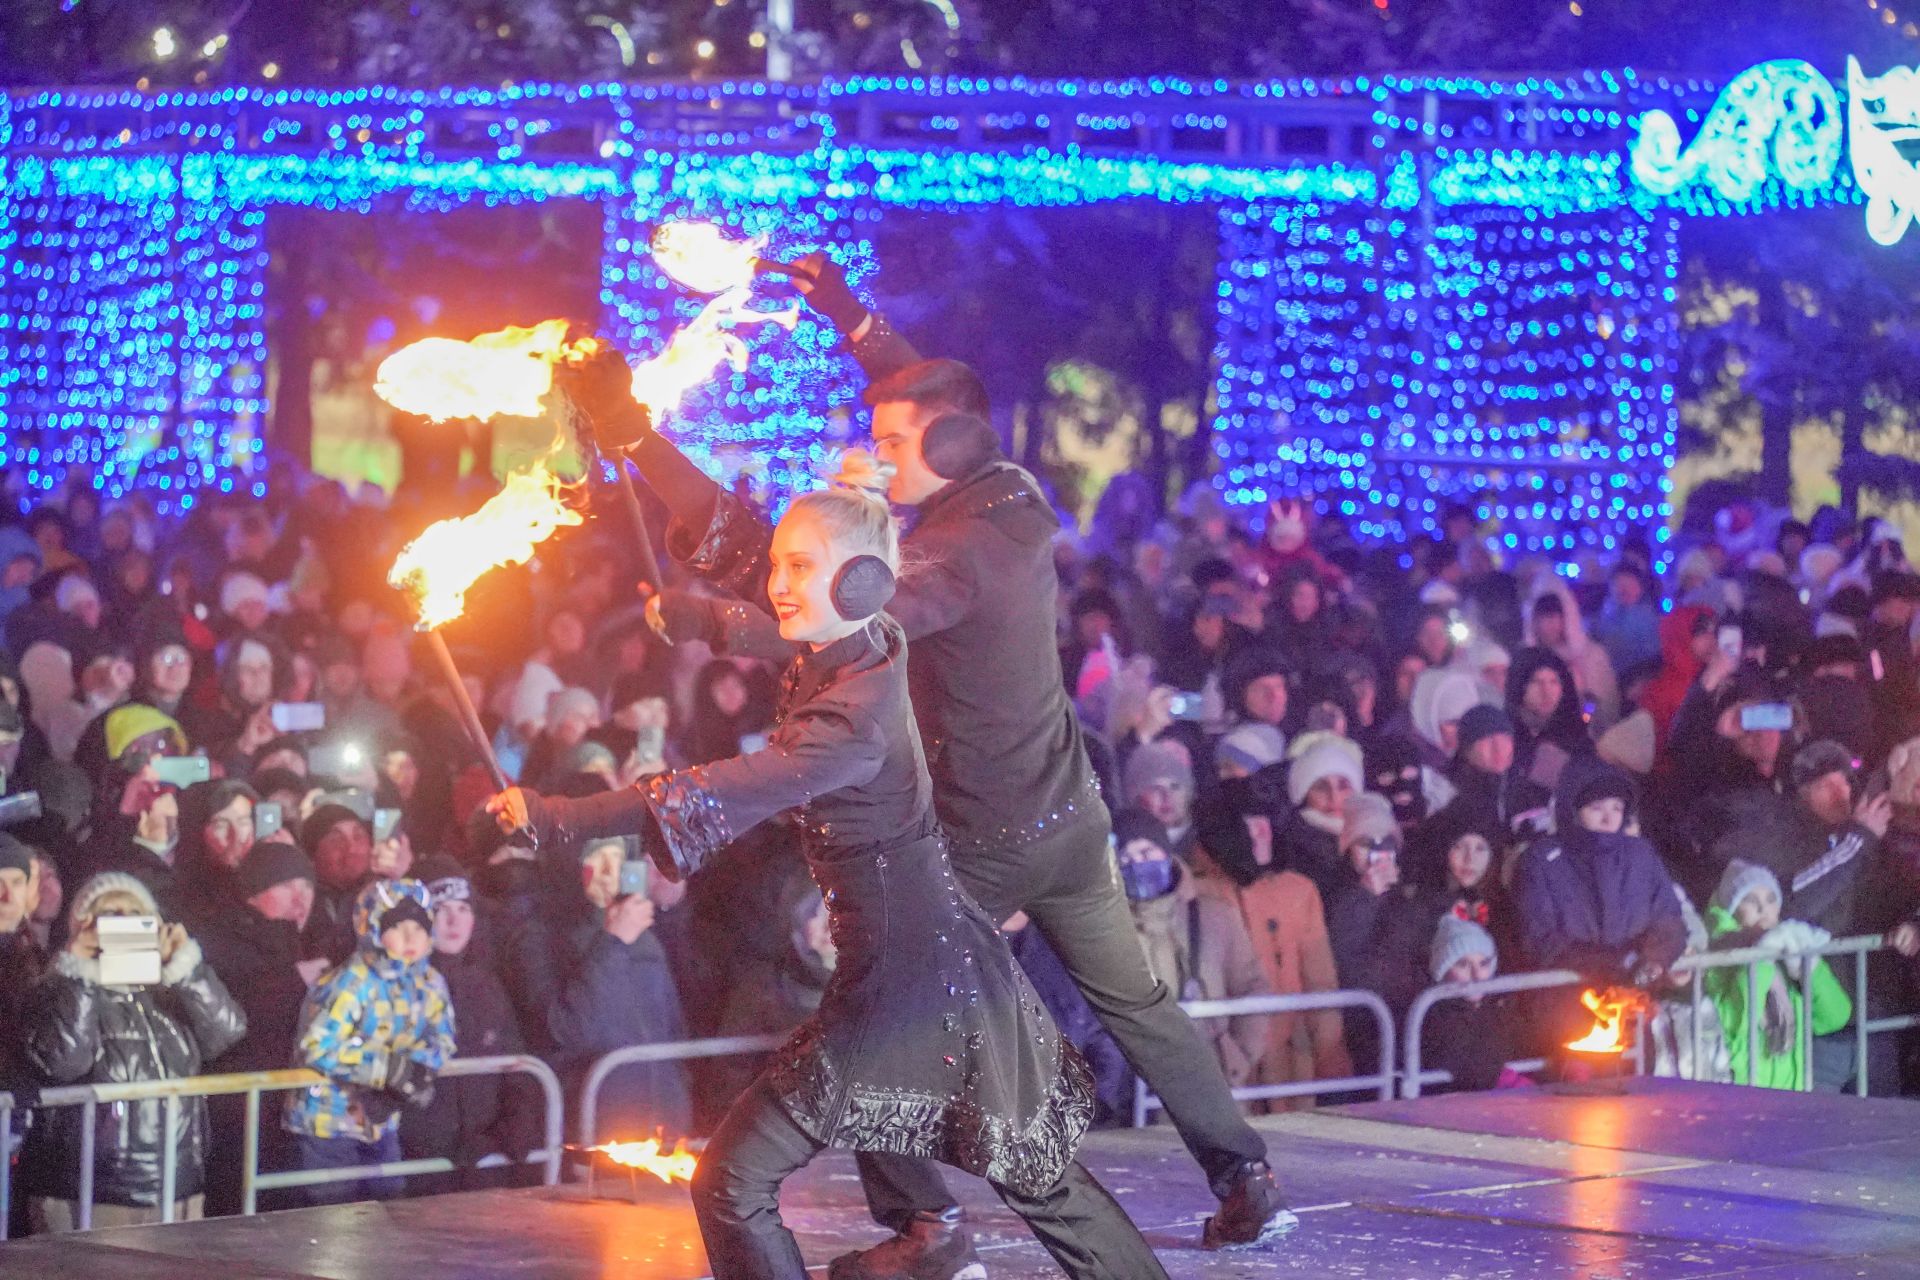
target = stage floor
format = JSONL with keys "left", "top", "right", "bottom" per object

{"left": 8, "top": 1078, "right": 1920, "bottom": 1278}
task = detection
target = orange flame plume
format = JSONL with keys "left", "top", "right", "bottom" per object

{"left": 388, "top": 465, "right": 584, "bottom": 628}
{"left": 650, "top": 220, "right": 767, "bottom": 295}
{"left": 1565, "top": 986, "right": 1648, "bottom": 1055}
{"left": 589, "top": 1138, "right": 699, "bottom": 1186}
{"left": 374, "top": 320, "right": 580, "bottom": 423}
{"left": 628, "top": 288, "right": 797, "bottom": 418}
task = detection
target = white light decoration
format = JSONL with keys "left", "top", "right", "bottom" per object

{"left": 1630, "top": 59, "right": 1843, "bottom": 203}
{"left": 151, "top": 26, "right": 177, "bottom": 59}
{"left": 1849, "top": 56, "right": 1920, "bottom": 245}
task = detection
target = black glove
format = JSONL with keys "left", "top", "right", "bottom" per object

{"left": 554, "top": 345, "right": 653, "bottom": 452}
{"left": 358, "top": 1089, "right": 401, "bottom": 1127}
{"left": 791, "top": 252, "right": 870, "bottom": 334}
{"left": 387, "top": 1055, "right": 437, "bottom": 1107}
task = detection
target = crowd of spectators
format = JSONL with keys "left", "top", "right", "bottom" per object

{"left": 3, "top": 459, "right": 1920, "bottom": 1234}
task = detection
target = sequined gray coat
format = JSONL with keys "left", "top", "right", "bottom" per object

{"left": 520, "top": 620, "right": 1092, "bottom": 1195}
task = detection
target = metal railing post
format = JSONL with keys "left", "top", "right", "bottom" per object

{"left": 1, "top": 1095, "right": 12, "bottom": 1242}
{"left": 242, "top": 1088, "right": 261, "bottom": 1216}
{"left": 1689, "top": 967, "right": 1704, "bottom": 1080}
{"left": 1798, "top": 953, "right": 1817, "bottom": 1093}
{"left": 1131, "top": 1076, "right": 1150, "bottom": 1129}
{"left": 78, "top": 1098, "right": 95, "bottom": 1230}
{"left": 1746, "top": 959, "right": 1761, "bottom": 1087}
{"left": 1855, "top": 949, "right": 1870, "bottom": 1099}
{"left": 579, "top": 1034, "right": 783, "bottom": 1145}
{"left": 160, "top": 1094, "right": 180, "bottom": 1222}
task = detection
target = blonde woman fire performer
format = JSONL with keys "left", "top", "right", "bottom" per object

{"left": 555, "top": 252, "right": 1293, "bottom": 1279}
{"left": 488, "top": 460, "right": 1168, "bottom": 1280}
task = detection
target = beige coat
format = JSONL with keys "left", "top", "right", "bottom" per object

{"left": 1127, "top": 870, "right": 1273, "bottom": 1090}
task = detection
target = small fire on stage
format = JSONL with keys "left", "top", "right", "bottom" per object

{"left": 569, "top": 1138, "right": 701, "bottom": 1202}
{"left": 1565, "top": 986, "right": 1650, "bottom": 1055}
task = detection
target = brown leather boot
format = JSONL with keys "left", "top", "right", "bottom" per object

{"left": 1203, "top": 1160, "right": 1301, "bottom": 1249}
{"left": 828, "top": 1207, "right": 987, "bottom": 1280}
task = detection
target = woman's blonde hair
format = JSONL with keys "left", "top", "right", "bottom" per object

{"left": 783, "top": 449, "right": 900, "bottom": 572}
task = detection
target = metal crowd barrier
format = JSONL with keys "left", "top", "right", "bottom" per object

{"left": 0, "top": 1053, "right": 563, "bottom": 1237}
{"left": 1403, "top": 933, "right": 1917, "bottom": 1100}
{"left": 578, "top": 1033, "right": 785, "bottom": 1146}
{"left": 1130, "top": 990, "right": 1397, "bottom": 1126}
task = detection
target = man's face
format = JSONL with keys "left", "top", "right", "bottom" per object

{"left": 432, "top": 898, "right": 475, "bottom": 956}
{"left": 232, "top": 599, "right": 270, "bottom": 634}
{"left": 248, "top": 878, "right": 313, "bottom": 931}
{"left": 547, "top": 611, "right": 585, "bottom": 656}
{"left": 204, "top": 795, "right": 255, "bottom": 870}
{"left": 1799, "top": 770, "right": 1853, "bottom": 827}
{"left": 1466, "top": 732, "right": 1515, "bottom": 775}
{"left": 871, "top": 401, "right": 947, "bottom": 506}
{"left": 1611, "top": 572, "right": 1643, "bottom": 607}
{"left": 1416, "top": 616, "right": 1451, "bottom": 662}
{"left": 322, "top": 660, "right": 359, "bottom": 701}
{"left": 235, "top": 652, "right": 274, "bottom": 706}
{"left": 382, "top": 750, "right": 420, "bottom": 800}
{"left": 1734, "top": 884, "right": 1782, "bottom": 932}
{"left": 1243, "top": 674, "right": 1288, "bottom": 728}
{"left": 1135, "top": 779, "right": 1192, "bottom": 830}
{"left": 313, "top": 819, "right": 372, "bottom": 889}
{"left": 0, "top": 865, "right": 37, "bottom": 933}
{"left": 581, "top": 842, "right": 624, "bottom": 909}
{"left": 1534, "top": 610, "right": 1567, "bottom": 647}
{"left": 1395, "top": 655, "right": 1425, "bottom": 704}
{"left": 150, "top": 644, "right": 192, "bottom": 697}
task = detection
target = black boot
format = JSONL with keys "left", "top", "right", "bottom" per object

{"left": 828, "top": 1207, "right": 987, "bottom": 1280}
{"left": 1203, "top": 1160, "right": 1301, "bottom": 1250}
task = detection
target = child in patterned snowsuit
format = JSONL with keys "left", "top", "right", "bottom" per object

{"left": 283, "top": 878, "right": 455, "bottom": 1204}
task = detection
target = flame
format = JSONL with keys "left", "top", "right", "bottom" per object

{"left": 1565, "top": 986, "right": 1646, "bottom": 1055}
{"left": 374, "top": 319, "right": 582, "bottom": 423}
{"left": 650, "top": 220, "right": 766, "bottom": 295}
{"left": 628, "top": 287, "right": 798, "bottom": 418}
{"left": 388, "top": 465, "right": 584, "bottom": 628}
{"left": 590, "top": 1138, "right": 699, "bottom": 1185}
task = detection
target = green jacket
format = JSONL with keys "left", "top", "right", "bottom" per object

{"left": 1703, "top": 906, "right": 1852, "bottom": 1091}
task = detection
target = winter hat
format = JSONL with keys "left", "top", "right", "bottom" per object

{"left": 1789, "top": 739, "right": 1855, "bottom": 792}
{"left": 1222, "top": 646, "right": 1295, "bottom": 718}
{"left": 1124, "top": 739, "right": 1194, "bottom": 803}
{"left": 1799, "top": 543, "right": 1844, "bottom": 591}
{"left": 1804, "top": 633, "right": 1866, "bottom": 672}
{"left": 1570, "top": 765, "right": 1637, "bottom": 815}
{"left": 0, "top": 832, "right": 34, "bottom": 877}
{"left": 233, "top": 841, "right": 316, "bottom": 900}
{"left": 1457, "top": 704, "right": 1515, "bottom": 755}
{"left": 69, "top": 870, "right": 158, "bottom": 927}
{"left": 54, "top": 574, "right": 99, "bottom": 615}
{"left": 103, "top": 703, "right": 187, "bottom": 763}
{"left": 415, "top": 854, "right": 471, "bottom": 907}
{"left": 355, "top": 878, "right": 433, "bottom": 940}
{"left": 568, "top": 740, "right": 619, "bottom": 776}
{"left": 1288, "top": 736, "right": 1365, "bottom": 807}
{"left": 1430, "top": 914, "right": 1498, "bottom": 982}
{"left": 301, "top": 802, "right": 368, "bottom": 853}
{"left": 248, "top": 766, "right": 307, "bottom": 800}
{"left": 547, "top": 686, "right": 601, "bottom": 726}
{"left": 219, "top": 572, "right": 272, "bottom": 618}
{"left": 1410, "top": 667, "right": 1486, "bottom": 753}
{"left": 1215, "top": 723, "right": 1287, "bottom": 776}
{"left": 1711, "top": 858, "right": 1781, "bottom": 915}
{"left": 1339, "top": 791, "right": 1400, "bottom": 852}
{"left": 1111, "top": 808, "right": 1173, "bottom": 855}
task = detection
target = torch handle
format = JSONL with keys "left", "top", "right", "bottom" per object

{"left": 611, "top": 459, "right": 666, "bottom": 592}
{"left": 751, "top": 255, "right": 818, "bottom": 283}
{"left": 424, "top": 627, "right": 511, "bottom": 794}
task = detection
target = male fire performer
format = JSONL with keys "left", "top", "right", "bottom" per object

{"left": 558, "top": 255, "right": 1294, "bottom": 1279}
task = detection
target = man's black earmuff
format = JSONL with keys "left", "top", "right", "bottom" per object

{"left": 920, "top": 412, "right": 1002, "bottom": 481}
{"left": 831, "top": 554, "right": 896, "bottom": 621}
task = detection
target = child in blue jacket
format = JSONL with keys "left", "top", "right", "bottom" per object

{"left": 284, "top": 878, "right": 455, "bottom": 1204}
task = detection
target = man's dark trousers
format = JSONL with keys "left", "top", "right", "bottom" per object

{"left": 858, "top": 801, "right": 1268, "bottom": 1227}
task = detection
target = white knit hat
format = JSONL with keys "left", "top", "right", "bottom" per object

{"left": 219, "top": 572, "right": 271, "bottom": 618}
{"left": 69, "top": 870, "right": 158, "bottom": 928}
{"left": 1288, "top": 736, "right": 1364, "bottom": 807}
{"left": 1710, "top": 859, "right": 1780, "bottom": 916}
{"left": 1430, "top": 914, "right": 1498, "bottom": 982}
{"left": 1215, "top": 723, "right": 1286, "bottom": 776}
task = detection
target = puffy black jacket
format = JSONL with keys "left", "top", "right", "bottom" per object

{"left": 20, "top": 938, "right": 247, "bottom": 1206}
